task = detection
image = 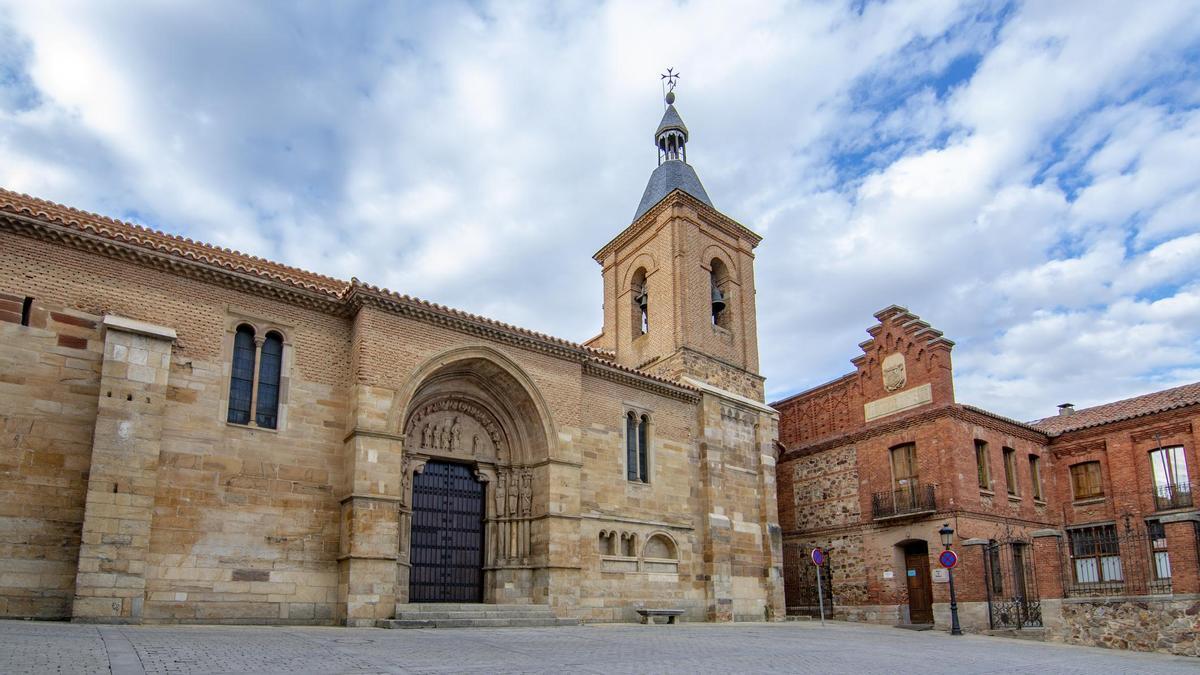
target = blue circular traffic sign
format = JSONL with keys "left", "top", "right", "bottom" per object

{"left": 939, "top": 550, "right": 958, "bottom": 569}
{"left": 810, "top": 548, "right": 826, "bottom": 566}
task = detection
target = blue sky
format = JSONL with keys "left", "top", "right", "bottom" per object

{"left": 1, "top": 1, "right": 1198, "bottom": 421}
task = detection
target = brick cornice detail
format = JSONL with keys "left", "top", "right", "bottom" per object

{"left": 1130, "top": 421, "right": 1193, "bottom": 444}
{"left": 592, "top": 190, "right": 762, "bottom": 263}
{"left": 780, "top": 403, "right": 1049, "bottom": 461}
{"left": 1050, "top": 439, "right": 1107, "bottom": 459}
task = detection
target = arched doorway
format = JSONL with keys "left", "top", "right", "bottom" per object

{"left": 392, "top": 349, "right": 554, "bottom": 605}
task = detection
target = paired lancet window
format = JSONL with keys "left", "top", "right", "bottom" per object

{"left": 626, "top": 411, "right": 650, "bottom": 483}
{"left": 227, "top": 324, "right": 283, "bottom": 429}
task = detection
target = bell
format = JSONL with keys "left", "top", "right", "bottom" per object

{"left": 711, "top": 283, "right": 726, "bottom": 315}
{"left": 635, "top": 284, "right": 648, "bottom": 311}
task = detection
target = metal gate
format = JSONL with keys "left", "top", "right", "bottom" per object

{"left": 983, "top": 540, "right": 1041, "bottom": 628}
{"left": 409, "top": 461, "right": 485, "bottom": 603}
{"left": 783, "top": 545, "right": 833, "bottom": 618}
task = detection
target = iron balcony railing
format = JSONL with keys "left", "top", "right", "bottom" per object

{"left": 1153, "top": 482, "right": 1193, "bottom": 511}
{"left": 872, "top": 483, "right": 937, "bottom": 520}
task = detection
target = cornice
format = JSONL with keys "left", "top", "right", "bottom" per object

{"left": 583, "top": 360, "right": 699, "bottom": 403}
{"left": 2, "top": 213, "right": 346, "bottom": 314}
{"left": 780, "top": 403, "right": 1049, "bottom": 461}
{"left": 592, "top": 189, "right": 763, "bottom": 263}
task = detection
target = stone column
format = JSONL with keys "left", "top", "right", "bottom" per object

{"left": 1160, "top": 514, "right": 1200, "bottom": 595}
{"left": 1030, "top": 529, "right": 1065, "bottom": 599}
{"left": 72, "top": 315, "right": 176, "bottom": 623}
{"left": 697, "top": 393, "right": 733, "bottom": 621}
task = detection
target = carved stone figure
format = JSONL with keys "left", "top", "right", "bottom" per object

{"left": 494, "top": 471, "right": 507, "bottom": 515}
{"left": 472, "top": 434, "right": 480, "bottom": 456}
{"left": 450, "top": 417, "right": 461, "bottom": 451}
{"left": 421, "top": 423, "right": 431, "bottom": 448}
{"left": 520, "top": 471, "right": 532, "bottom": 517}
{"left": 882, "top": 352, "right": 906, "bottom": 392}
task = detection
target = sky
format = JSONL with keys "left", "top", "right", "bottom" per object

{"left": 1, "top": 0, "right": 1198, "bottom": 422}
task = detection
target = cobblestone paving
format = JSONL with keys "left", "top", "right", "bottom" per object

{"left": 1, "top": 619, "right": 1196, "bottom": 674}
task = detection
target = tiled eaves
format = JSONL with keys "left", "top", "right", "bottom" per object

{"left": 1, "top": 188, "right": 692, "bottom": 400}
{"left": 0, "top": 188, "right": 345, "bottom": 296}
{"left": 592, "top": 189, "right": 763, "bottom": 263}
{"left": 1033, "top": 397, "right": 1200, "bottom": 437}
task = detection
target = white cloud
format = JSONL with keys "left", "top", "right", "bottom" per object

{"left": 0, "top": 0, "right": 1197, "bottom": 422}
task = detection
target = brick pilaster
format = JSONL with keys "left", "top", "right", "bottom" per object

{"left": 72, "top": 316, "right": 175, "bottom": 623}
{"left": 1160, "top": 514, "right": 1200, "bottom": 596}
{"left": 1031, "top": 529, "right": 1065, "bottom": 600}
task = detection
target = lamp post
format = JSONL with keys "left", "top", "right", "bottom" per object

{"left": 940, "top": 523, "right": 963, "bottom": 636}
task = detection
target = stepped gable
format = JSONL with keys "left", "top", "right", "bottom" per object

{"left": 850, "top": 304, "right": 955, "bottom": 371}
{"left": 1030, "top": 381, "right": 1200, "bottom": 435}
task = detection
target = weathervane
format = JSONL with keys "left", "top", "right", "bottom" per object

{"left": 660, "top": 67, "right": 680, "bottom": 105}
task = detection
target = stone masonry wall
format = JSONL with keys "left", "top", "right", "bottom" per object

{"left": 1044, "top": 597, "right": 1200, "bottom": 657}
{"left": 0, "top": 298, "right": 102, "bottom": 618}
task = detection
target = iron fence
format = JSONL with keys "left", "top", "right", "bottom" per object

{"left": 983, "top": 540, "right": 1041, "bottom": 629}
{"left": 1061, "top": 524, "right": 1172, "bottom": 598}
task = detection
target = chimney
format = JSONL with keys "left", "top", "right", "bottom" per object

{"left": 1058, "top": 403, "right": 1075, "bottom": 417}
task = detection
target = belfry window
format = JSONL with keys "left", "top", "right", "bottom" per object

{"left": 227, "top": 323, "right": 286, "bottom": 430}
{"left": 626, "top": 411, "right": 650, "bottom": 483}
{"left": 710, "top": 258, "right": 729, "bottom": 329}
{"left": 631, "top": 268, "right": 648, "bottom": 338}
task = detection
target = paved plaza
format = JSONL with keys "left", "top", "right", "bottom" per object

{"left": 0, "top": 619, "right": 1195, "bottom": 674}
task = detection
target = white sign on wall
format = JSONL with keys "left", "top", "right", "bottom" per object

{"left": 882, "top": 571, "right": 894, "bottom": 579}
{"left": 932, "top": 568, "right": 949, "bottom": 583}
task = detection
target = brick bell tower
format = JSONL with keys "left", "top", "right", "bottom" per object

{"left": 590, "top": 84, "right": 765, "bottom": 401}
{"left": 589, "top": 79, "right": 784, "bottom": 621}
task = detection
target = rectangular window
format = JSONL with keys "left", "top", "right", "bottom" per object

{"left": 1028, "top": 455, "right": 1043, "bottom": 501}
{"left": 975, "top": 440, "right": 991, "bottom": 491}
{"left": 891, "top": 443, "right": 918, "bottom": 492}
{"left": 1148, "top": 520, "right": 1171, "bottom": 579}
{"left": 1003, "top": 447, "right": 1019, "bottom": 496}
{"left": 1149, "top": 445, "right": 1191, "bottom": 510}
{"left": 1069, "top": 524, "right": 1122, "bottom": 585}
{"left": 1070, "top": 461, "right": 1103, "bottom": 500}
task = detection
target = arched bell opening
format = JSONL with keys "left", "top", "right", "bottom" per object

{"left": 393, "top": 350, "right": 554, "bottom": 606}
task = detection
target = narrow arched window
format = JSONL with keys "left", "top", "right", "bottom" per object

{"left": 630, "top": 268, "right": 648, "bottom": 338}
{"left": 626, "top": 412, "right": 639, "bottom": 481}
{"left": 638, "top": 414, "right": 649, "bottom": 483}
{"left": 227, "top": 325, "right": 256, "bottom": 424}
{"left": 255, "top": 331, "right": 283, "bottom": 429}
{"left": 710, "top": 258, "right": 730, "bottom": 329}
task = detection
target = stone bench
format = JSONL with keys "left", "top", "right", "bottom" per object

{"left": 636, "top": 608, "right": 685, "bottom": 625}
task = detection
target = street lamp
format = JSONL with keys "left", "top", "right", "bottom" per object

{"left": 939, "top": 523, "right": 963, "bottom": 636}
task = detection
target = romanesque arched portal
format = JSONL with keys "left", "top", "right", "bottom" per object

{"left": 393, "top": 349, "right": 553, "bottom": 604}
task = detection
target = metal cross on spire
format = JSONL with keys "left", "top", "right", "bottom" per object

{"left": 660, "top": 67, "right": 680, "bottom": 105}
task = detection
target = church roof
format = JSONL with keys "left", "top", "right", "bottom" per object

{"left": 632, "top": 160, "right": 713, "bottom": 222}
{"left": 0, "top": 187, "right": 701, "bottom": 400}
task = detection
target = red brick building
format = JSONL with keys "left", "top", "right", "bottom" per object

{"left": 773, "top": 306, "right": 1199, "bottom": 656}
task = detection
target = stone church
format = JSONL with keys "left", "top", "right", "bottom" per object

{"left": 0, "top": 93, "right": 785, "bottom": 626}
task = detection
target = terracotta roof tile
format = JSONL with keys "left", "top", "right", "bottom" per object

{"left": 1, "top": 187, "right": 691, "bottom": 394}
{"left": 1028, "top": 381, "right": 1200, "bottom": 435}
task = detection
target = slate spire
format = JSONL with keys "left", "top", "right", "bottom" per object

{"left": 632, "top": 89, "right": 713, "bottom": 222}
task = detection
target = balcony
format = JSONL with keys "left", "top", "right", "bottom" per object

{"left": 872, "top": 483, "right": 937, "bottom": 520}
{"left": 1153, "top": 482, "right": 1193, "bottom": 511}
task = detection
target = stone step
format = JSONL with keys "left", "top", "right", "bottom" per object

{"left": 394, "top": 610, "right": 559, "bottom": 620}
{"left": 377, "top": 617, "right": 579, "bottom": 629}
{"left": 395, "top": 603, "right": 550, "bottom": 613}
